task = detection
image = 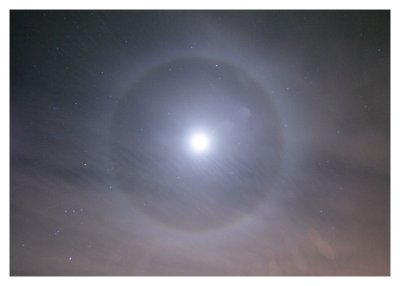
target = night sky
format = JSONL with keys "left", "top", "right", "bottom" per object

{"left": 10, "top": 10, "right": 390, "bottom": 275}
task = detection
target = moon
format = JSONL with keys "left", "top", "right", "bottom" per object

{"left": 188, "top": 132, "right": 210, "bottom": 154}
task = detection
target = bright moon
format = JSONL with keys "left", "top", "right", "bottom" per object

{"left": 189, "top": 132, "right": 210, "bottom": 153}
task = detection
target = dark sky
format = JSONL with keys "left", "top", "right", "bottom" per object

{"left": 10, "top": 10, "right": 390, "bottom": 275}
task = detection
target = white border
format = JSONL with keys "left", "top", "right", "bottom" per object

{"left": 2, "top": 1, "right": 398, "bottom": 285}
{"left": 2, "top": 0, "right": 396, "bottom": 10}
